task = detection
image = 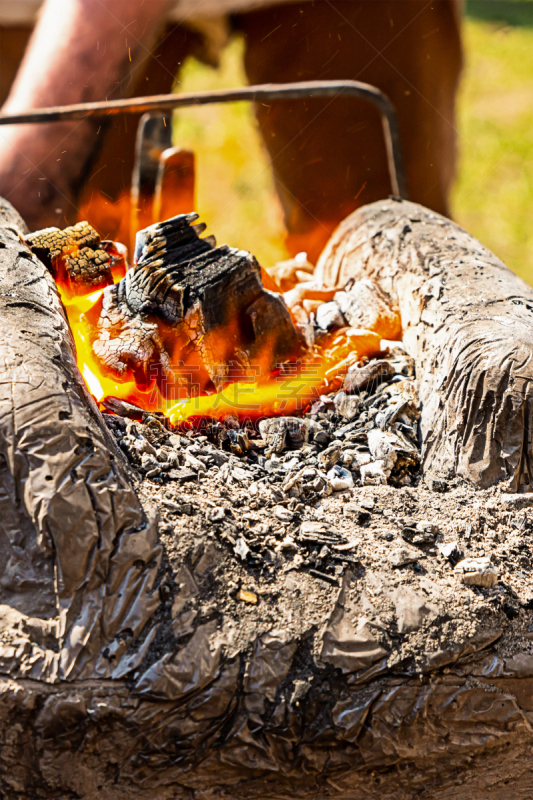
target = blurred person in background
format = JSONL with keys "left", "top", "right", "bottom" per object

{"left": 0, "top": 0, "right": 462, "bottom": 261}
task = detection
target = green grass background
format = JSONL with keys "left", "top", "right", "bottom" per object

{"left": 173, "top": 1, "right": 533, "bottom": 283}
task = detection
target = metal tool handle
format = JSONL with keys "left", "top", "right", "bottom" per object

{"left": 0, "top": 80, "right": 408, "bottom": 199}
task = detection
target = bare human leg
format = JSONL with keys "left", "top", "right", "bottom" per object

{"left": 0, "top": 0, "right": 178, "bottom": 231}
{"left": 237, "top": 0, "right": 462, "bottom": 262}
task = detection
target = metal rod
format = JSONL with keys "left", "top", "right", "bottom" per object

{"left": 0, "top": 80, "right": 408, "bottom": 199}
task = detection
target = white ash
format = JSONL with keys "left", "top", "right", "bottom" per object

{"left": 328, "top": 465, "right": 354, "bottom": 491}
{"left": 455, "top": 556, "right": 499, "bottom": 588}
{"left": 315, "top": 301, "right": 346, "bottom": 331}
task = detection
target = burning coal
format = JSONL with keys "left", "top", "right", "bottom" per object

{"left": 24, "top": 214, "right": 402, "bottom": 429}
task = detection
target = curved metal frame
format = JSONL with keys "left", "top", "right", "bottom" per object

{"left": 0, "top": 80, "right": 408, "bottom": 199}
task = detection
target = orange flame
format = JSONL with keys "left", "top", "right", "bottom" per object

{"left": 58, "top": 277, "right": 162, "bottom": 410}
{"left": 58, "top": 262, "right": 388, "bottom": 425}
{"left": 58, "top": 183, "right": 397, "bottom": 426}
{"left": 69, "top": 179, "right": 400, "bottom": 423}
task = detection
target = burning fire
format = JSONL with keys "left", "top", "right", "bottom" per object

{"left": 58, "top": 279, "right": 171, "bottom": 413}
{"left": 53, "top": 220, "right": 398, "bottom": 428}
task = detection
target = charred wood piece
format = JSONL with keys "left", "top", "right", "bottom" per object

{"left": 125, "top": 212, "right": 218, "bottom": 321}
{"left": 344, "top": 360, "right": 395, "bottom": 394}
{"left": 26, "top": 220, "right": 100, "bottom": 260}
{"left": 258, "top": 416, "right": 320, "bottom": 456}
{"left": 92, "top": 288, "right": 172, "bottom": 381}
{"left": 101, "top": 396, "right": 145, "bottom": 420}
{"left": 91, "top": 214, "right": 304, "bottom": 393}
{"left": 65, "top": 246, "right": 112, "bottom": 289}
{"left": 25, "top": 220, "right": 112, "bottom": 292}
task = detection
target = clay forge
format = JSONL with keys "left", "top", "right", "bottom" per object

{"left": 3, "top": 198, "right": 533, "bottom": 799}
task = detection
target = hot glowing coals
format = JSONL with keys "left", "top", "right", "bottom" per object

{"left": 57, "top": 251, "right": 388, "bottom": 426}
